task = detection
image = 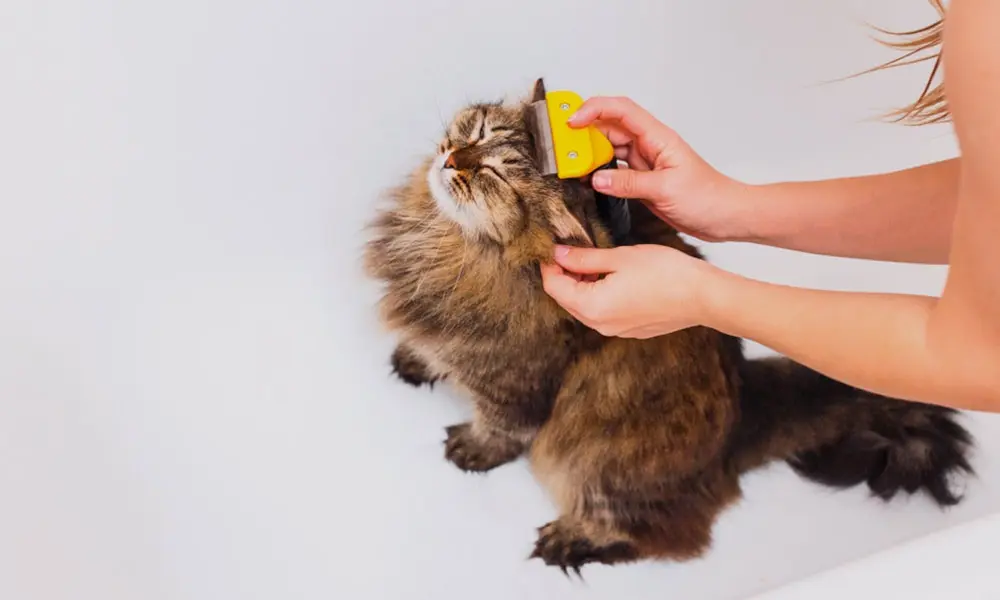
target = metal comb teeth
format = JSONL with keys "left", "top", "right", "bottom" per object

{"left": 526, "top": 100, "right": 558, "bottom": 176}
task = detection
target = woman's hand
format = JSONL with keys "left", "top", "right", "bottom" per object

{"left": 569, "top": 96, "right": 751, "bottom": 242}
{"left": 540, "top": 95, "right": 738, "bottom": 338}
{"left": 540, "top": 244, "right": 718, "bottom": 339}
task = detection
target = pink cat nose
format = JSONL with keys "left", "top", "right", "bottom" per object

{"left": 443, "top": 153, "right": 457, "bottom": 169}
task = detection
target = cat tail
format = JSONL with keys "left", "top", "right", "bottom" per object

{"left": 728, "top": 356, "right": 975, "bottom": 507}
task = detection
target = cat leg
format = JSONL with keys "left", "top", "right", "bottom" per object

{"left": 529, "top": 460, "right": 740, "bottom": 573}
{"left": 390, "top": 343, "right": 442, "bottom": 387}
{"left": 529, "top": 516, "right": 639, "bottom": 575}
{"left": 444, "top": 402, "right": 537, "bottom": 473}
{"left": 529, "top": 484, "right": 726, "bottom": 573}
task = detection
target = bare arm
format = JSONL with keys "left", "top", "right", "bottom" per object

{"left": 734, "top": 158, "right": 960, "bottom": 264}
{"left": 543, "top": 0, "right": 1000, "bottom": 412}
{"left": 571, "top": 97, "right": 960, "bottom": 265}
{"left": 701, "top": 0, "right": 1000, "bottom": 411}
{"left": 703, "top": 273, "right": 1000, "bottom": 411}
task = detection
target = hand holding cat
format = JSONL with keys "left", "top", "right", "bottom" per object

{"left": 540, "top": 244, "right": 717, "bottom": 338}
{"left": 540, "top": 95, "right": 740, "bottom": 338}
{"left": 568, "top": 96, "right": 752, "bottom": 243}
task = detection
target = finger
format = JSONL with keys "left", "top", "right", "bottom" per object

{"left": 591, "top": 169, "right": 664, "bottom": 201}
{"left": 597, "top": 124, "right": 650, "bottom": 170}
{"left": 615, "top": 326, "right": 657, "bottom": 340}
{"left": 569, "top": 97, "right": 675, "bottom": 142}
{"left": 540, "top": 263, "right": 613, "bottom": 332}
{"left": 539, "top": 262, "right": 591, "bottom": 315}
{"left": 569, "top": 97, "right": 682, "bottom": 167}
{"left": 590, "top": 121, "right": 654, "bottom": 171}
{"left": 552, "top": 246, "right": 623, "bottom": 275}
{"left": 615, "top": 146, "right": 649, "bottom": 171}
{"left": 619, "top": 145, "right": 652, "bottom": 171}
{"left": 591, "top": 121, "right": 637, "bottom": 147}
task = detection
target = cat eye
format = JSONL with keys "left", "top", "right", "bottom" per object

{"left": 475, "top": 118, "right": 487, "bottom": 144}
{"left": 475, "top": 165, "right": 514, "bottom": 189}
{"left": 462, "top": 118, "right": 488, "bottom": 148}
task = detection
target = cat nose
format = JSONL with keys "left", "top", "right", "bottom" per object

{"left": 443, "top": 153, "right": 457, "bottom": 169}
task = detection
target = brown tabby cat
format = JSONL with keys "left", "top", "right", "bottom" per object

{"left": 363, "top": 79, "right": 974, "bottom": 574}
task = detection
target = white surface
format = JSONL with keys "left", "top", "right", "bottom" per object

{"left": 748, "top": 511, "right": 1000, "bottom": 600}
{"left": 2, "top": 1, "right": 998, "bottom": 599}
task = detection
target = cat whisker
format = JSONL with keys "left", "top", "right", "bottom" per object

{"left": 433, "top": 95, "right": 448, "bottom": 133}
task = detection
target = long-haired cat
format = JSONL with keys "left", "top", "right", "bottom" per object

{"left": 363, "top": 79, "right": 974, "bottom": 573}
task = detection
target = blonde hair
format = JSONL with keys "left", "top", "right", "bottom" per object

{"left": 864, "top": 0, "right": 948, "bottom": 125}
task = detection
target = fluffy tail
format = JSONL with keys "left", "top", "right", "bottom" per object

{"left": 729, "top": 357, "right": 975, "bottom": 506}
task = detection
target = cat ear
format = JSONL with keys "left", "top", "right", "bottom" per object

{"left": 530, "top": 77, "right": 547, "bottom": 103}
{"left": 548, "top": 199, "right": 595, "bottom": 248}
{"left": 503, "top": 77, "right": 547, "bottom": 107}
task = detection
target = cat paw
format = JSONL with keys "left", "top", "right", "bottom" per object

{"left": 443, "top": 423, "right": 522, "bottom": 473}
{"left": 391, "top": 345, "right": 439, "bottom": 387}
{"left": 529, "top": 520, "right": 637, "bottom": 576}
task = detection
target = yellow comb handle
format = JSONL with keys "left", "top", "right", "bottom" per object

{"left": 589, "top": 125, "right": 615, "bottom": 169}
{"left": 545, "top": 90, "right": 615, "bottom": 179}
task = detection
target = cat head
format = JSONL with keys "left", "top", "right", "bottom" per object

{"left": 425, "top": 78, "right": 605, "bottom": 252}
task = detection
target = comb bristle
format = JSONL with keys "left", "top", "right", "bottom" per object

{"left": 526, "top": 100, "right": 557, "bottom": 176}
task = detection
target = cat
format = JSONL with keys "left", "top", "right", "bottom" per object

{"left": 362, "top": 78, "right": 975, "bottom": 574}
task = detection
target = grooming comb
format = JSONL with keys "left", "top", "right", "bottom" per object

{"left": 525, "top": 78, "right": 631, "bottom": 244}
{"left": 524, "top": 79, "right": 615, "bottom": 179}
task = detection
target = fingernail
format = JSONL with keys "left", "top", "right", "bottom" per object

{"left": 567, "top": 112, "right": 580, "bottom": 124}
{"left": 554, "top": 245, "right": 570, "bottom": 258}
{"left": 592, "top": 172, "right": 610, "bottom": 189}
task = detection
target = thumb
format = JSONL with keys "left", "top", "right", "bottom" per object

{"left": 591, "top": 168, "right": 664, "bottom": 201}
{"left": 553, "top": 245, "right": 623, "bottom": 275}
{"left": 539, "top": 262, "right": 592, "bottom": 317}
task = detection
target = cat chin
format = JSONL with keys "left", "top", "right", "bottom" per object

{"left": 425, "top": 155, "right": 490, "bottom": 237}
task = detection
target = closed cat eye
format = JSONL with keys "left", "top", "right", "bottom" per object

{"left": 474, "top": 119, "right": 486, "bottom": 143}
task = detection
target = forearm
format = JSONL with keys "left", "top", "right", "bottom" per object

{"left": 695, "top": 0, "right": 1000, "bottom": 412}
{"left": 700, "top": 268, "right": 1000, "bottom": 412}
{"left": 730, "top": 158, "right": 959, "bottom": 264}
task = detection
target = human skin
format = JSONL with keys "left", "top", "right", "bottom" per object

{"left": 540, "top": 0, "right": 1000, "bottom": 413}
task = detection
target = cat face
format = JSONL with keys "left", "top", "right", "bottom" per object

{"left": 425, "top": 80, "right": 597, "bottom": 249}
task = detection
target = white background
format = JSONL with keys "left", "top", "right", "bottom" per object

{"left": 2, "top": 0, "right": 998, "bottom": 599}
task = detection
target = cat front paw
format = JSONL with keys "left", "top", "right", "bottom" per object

{"left": 530, "top": 519, "right": 638, "bottom": 576}
{"left": 443, "top": 423, "right": 523, "bottom": 473}
{"left": 390, "top": 345, "right": 440, "bottom": 387}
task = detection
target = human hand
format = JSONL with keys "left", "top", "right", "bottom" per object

{"left": 569, "top": 96, "right": 751, "bottom": 242}
{"left": 540, "top": 244, "right": 718, "bottom": 338}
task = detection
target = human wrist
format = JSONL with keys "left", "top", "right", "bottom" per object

{"left": 715, "top": 181, "right": 773, "bottom": 244}
{"left": 694, "top": 175, "right": 769, "bottom": 244}
{"left": 695, "top": 264, "right": 750, "bottom": 335}
{"left": 692, "top": 260, "right": 739, "bottom": 330}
